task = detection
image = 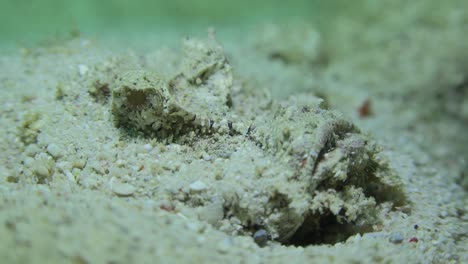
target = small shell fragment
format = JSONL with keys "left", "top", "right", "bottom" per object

{"left": 112, "top": 182, "right": 136, "bottom": 197}
{"left": 189, "top": 180, "right": 207, "bottom": 192}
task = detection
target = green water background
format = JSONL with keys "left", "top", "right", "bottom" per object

{"left": 0, "top": 0, "right": 359, "bottom": 49}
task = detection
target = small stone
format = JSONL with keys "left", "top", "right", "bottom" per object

{"left": 112, "top": 182, "right": 136, "bottom": 197}
{"left": 197, "top": 199, "right": 224, "bottom": 225}
{"left": 78, "top": 64, "right": 89, "bottom": 77}
{"left": 362, "top": 232, "right": 385, "bottom": 239}
{"left": 253, "top": 229, "right": 269, "bottom": 247}
{"left": 217, "top": 237, "right": 233, "bottom": 253}
{"left": 72, "top": 159, "right": 86, "bottom": 170}
{"left": 46, "top": 143, "right": 63, "bottom": 159}
{"left": 143, "top": 144, "right": 153, "bottom": 152}
{"left": 439, "top": 211, "right": 448, "bottom": 218}
{"left": 201, "top": 152, "right": 211, "bottom": 161}
{"left": 34, "top": 164, "right": 51, "bottom": 178}
{"left": 189, "top": 180, "right": 207, "bottom": 192}
{"left": 23, "top": 157, "right": 35, "bottom": 167}
{"left": 388, "top": 232, "right": 404, "bottom": 244}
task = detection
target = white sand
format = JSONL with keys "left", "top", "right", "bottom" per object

{"left": 0, "top": 1, "right": 467, "bottom": 263}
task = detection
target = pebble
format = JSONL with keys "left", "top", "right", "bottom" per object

{"left": 189, "top": 180, "right": 207, "bottom": 192}
{"left": 143, "top": 143, "right": 153, "bottom": 152}
{"left": 34, "top": 164, "right": 51, "bottom": 178}
{"left": 112, "top": 182, "right": 136, "bottom": 197}
{"left": 202, "top": 152, "right": 211, "bottom": 161}
{"left": 253, "top": 229, "right": 269, "bottom": 247}
{"left": 439, "top": 211, "right": 448, "bottom": 218}
{"left": 216, "top": 237, "right": 233, "bottom": 253}
{"left": 362, "top": 232, "right": 385, "bottom": 239}
{"left": 72, "top": 159, "right": 86, "bottom": 170}
{"left": 388, "top": 232, "right": 404, "bottom": 244}
{"left": 46, "top": 143, "right": 63, "bottom": 159}
{"left": 78, "top": 64, "right": 89, "bottom": 77}
{"left": 197, "top": 199, "right": 224, "bottom": 225}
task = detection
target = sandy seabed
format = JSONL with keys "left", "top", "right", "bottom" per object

{"left": 0, "top": 2, "right": 467, "bottom": 264}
